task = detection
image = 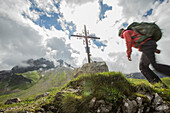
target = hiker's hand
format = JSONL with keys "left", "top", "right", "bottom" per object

{"left": 128, "top": 57, "right": 132, "bottom": 61}
{"left": 155, "top": 49, "right": 161, "bottom": 54}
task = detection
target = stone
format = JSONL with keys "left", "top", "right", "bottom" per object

{"left": 138, "top": 106, "right": 144, "bottom": 113}
{"left": 55, "top": 91, "right": 65, "bottom": 101}
{"left": 155, "top": 103, "right": 169, "bottom": 111}
{"left": 35, "top": 92, "right": 50, "bottom": 100}
{"left": 97, "top": 100, "right": 105, "bottom": 104}
{"left": 5, "top": 98, "right": 21, "bottom": 105}
{"left": 136, "top": 97, "right": 143, "bottom": 107}
{"left": 89, "top": 97, "right": 96, "bottom": 108}
{"left": 145, "top": 94, "right": 153, "bottom": 103}
{"left": 152, "top": 93, "right": 163, "bottom": 107}
{"left": 100, "top": 106, "right": 110, "bottom": 113}
{"left": 11, "top": 58, "right": 55, "bottom": 73}
{"left": 122, "top": 99, "right": 137, "bottom": 113}
{"left": 100, "top": 103, "right": 112, "bottom": 113}
{"left": 73, "top": 61, "right": 109, "bottom": 78}
{"left": 68, "top": 88, "right": 79, "bottom": 94}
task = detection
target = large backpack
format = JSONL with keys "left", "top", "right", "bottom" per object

{"left": 127, "top": 22, "right": 162, "bottom": 47}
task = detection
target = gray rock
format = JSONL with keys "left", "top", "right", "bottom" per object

{"left": 55, "top": 91, "right": 65, "bottom": 101}
{"left": 11, "top": 58, "right": 55, "bottom": 73}
{"left": 137, "top": 106, "right": 144, "bottom": 113}
{"left": 122, "top": 99, "right": 137, "bottom": 113}
{"left": 100, "top": 103, "right": 112, "bottom": 113}
{"left": 36, "top": 92, "right": 50, "bottom": 100}
{"left": 95, "top": 100, "right": 112, "bottom": 113}
{"left": 67, "top": 88, "right": 79, "bottom": 94}
{"left": 136, "top": 97, "right": 142, "bottom": 107}
{"left": 89, "top": 97, "right": 96, "bottom": 108}
{"left": 152, "top": 93, "right": 163, "bottom": 107}
{"left": 73, "top": 61, "right": 109, "bottom": 77}
{"left": 5, "top": 98, "right": 21, "bottom": 105}
{"left": 97, "top": 100, "right": 105, "bottom": 104}
{"left": 100, "top": 106, "right": 110, "bottom": 113}
{"left": 146, "top": 94, "right": 153, "bottom": 103}
{"left": 155, "top": 103, "right": 169, "bottom": 111}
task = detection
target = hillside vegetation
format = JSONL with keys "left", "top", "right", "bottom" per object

{"left": 0, "top": 72, "right": 169, "bottom": 113}
{"left": 0, "top": 67, "right": 73, "bottom": 104}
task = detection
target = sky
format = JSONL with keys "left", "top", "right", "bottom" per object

{"left": 0, "top": 0, "right": 170, "bottom": 74}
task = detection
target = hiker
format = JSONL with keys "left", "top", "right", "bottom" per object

{"left": 119, "top": 24, "right": 170, "bottom": 85}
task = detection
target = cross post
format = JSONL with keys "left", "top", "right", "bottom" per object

{"left": 71, "top": 25, "right": 100, "bottom": 63}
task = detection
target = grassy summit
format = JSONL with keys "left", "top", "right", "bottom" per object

{"left": 0, "top": 72, "right": 169, "bottom": 112}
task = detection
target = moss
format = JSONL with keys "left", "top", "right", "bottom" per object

{"left": 61, "top": 93, "right": 82, "bottom": 113}
{"left": 58, "top": 72, "right": 134, "bottom": 112}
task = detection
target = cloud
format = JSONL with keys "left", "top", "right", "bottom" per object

{"left": 0, "top": 16, "right": 46, "bottom": 70}
{"left": 0, "top": 0, "right": 77, "bottom": 70}
{"left": 64, "top": 0, "right": 95, "bottom": 5}
{"left": 0, "top": 0, "right": 170, "bottom": 74}
{"left": 46, "top": 37, "right": 76, "bottom": 65}
{"left": 118, "top": 0, "right": 154, "bottom": 18}
{"left": 149, "top": 1, "right": 170, "bottom": 65}
{"left": 107, "top": 52, "right": 141, "bottom": 73}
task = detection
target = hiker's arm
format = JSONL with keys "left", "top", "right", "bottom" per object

{"left": 123, "top": 31, "right": 132, "bottom": 60}
{"left": 155, "top": 49, "right": 161, "bottom": 54}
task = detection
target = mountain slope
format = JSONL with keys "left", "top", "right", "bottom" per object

{"left": 1, "top": 72, "right": 169, "bottom": 113}
{"left": 0, "top": 67, "right": 74, "bottom": 104}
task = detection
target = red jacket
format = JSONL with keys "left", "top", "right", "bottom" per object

{"left": 121, "top": 30, "right": 151, "bottom": 58}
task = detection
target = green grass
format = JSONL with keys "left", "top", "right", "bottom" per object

{"left": 0, "top": 71, "right": 169, "bottom": 113}
{"left": 8, "top": 71, "right": 40, "bottom": 91}
{"left": 0, "top": 68, "right": 73, "bottom": 104}
{"left": 128, "top": 77, "right": 170, "bottom": 104}
{"left": 56, "top": 72, "right": 134, "bottom": 112}
{"left": 21, "top": 71, "right": 40, "bottom": 82}
{"left": 0, "top": 87, "right": 60, "bottom": 113}
{"left": 57, "top": 72, "right": 170, "bottom": 113}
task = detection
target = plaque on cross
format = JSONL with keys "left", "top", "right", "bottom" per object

{"left": 71, "top": 25, "right": 100, "bottom": 63}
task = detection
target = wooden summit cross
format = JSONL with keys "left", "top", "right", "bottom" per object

{"left": 71, "top": 25, "right": 100, "bottom": 63}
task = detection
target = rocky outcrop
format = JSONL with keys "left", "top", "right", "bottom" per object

{"left": 73, "top": 61, "right": 109, "bottom": 77}
{"left": 0, "top": 70, "right": 12, "bottom": 82}
{"left": 121, "top": 93, "right": 169, "bottom": 113}
{"left": 41, "top": 87, "right": 170, "bottom": 113}
{"left": 0, "top": 58, "right": 55, "bottom": 95}
{"left": 35, "top": 92, "right": 50, "bottom": 100}
{"left": 11, "top": 58, "right": 55, "bottom": 73}
{"left": 5, "top": 98, "right": 21, "bottom": 105}
{"left": 0, "top": 71, "right": 32, "bottom": 95}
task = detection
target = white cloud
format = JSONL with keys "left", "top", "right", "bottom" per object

{"left": 45, "top": 37, "right": 76, "bottom": 65}
{"left": 0, "top": 16, "right": 46, "bottom": 70}
{"left": 0, "top": 0, "right": 170, "bottom": 74}
{"left": 33, "top": 0, "right": 59, "bottom": 13}
{"left": 118, "top": 0, "right": 154, "bottom": 18}
{"left": 64, "top": 0, "right": 95, "bottom": 5}
{"left": 0, "top": 0, "right": 30, "bottom": 24}
{"left": 0, "top": 0, "right": 76, "bottom": 70}
{"left": 60, "top": 0, "right": 99, "bottom": 30}
{"left": 148, "top": 1, "right": 170, "bottom": 65}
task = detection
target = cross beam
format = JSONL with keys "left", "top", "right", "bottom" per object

{"left": 71, "top": 25, "right": 100, "bottom": 63}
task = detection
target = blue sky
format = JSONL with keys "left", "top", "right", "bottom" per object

{"left": 0, "top": 0, "right": 170, "bottom": 73}
{"left": 24, "top": 0, "right": 112, "bottom": 48}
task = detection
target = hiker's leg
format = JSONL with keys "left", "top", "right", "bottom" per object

{"left": 139, "top": 53, "right": 162, "bottom": 83}
{"left": 143, "top": 49, "right": 170, "bottom": 77}
{"left": 141, "top": 40, "right": 170, "bottom": 77}
{"left": 151, "top": 64, "right": 170, "bottom": 77}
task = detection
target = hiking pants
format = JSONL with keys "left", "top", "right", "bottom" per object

{"left": 139, "top": 40, "right": 170, "bottom": 83}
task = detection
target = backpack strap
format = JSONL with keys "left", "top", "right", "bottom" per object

{"left": 131, "top": 35, "right": 149, "bottom": 47}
